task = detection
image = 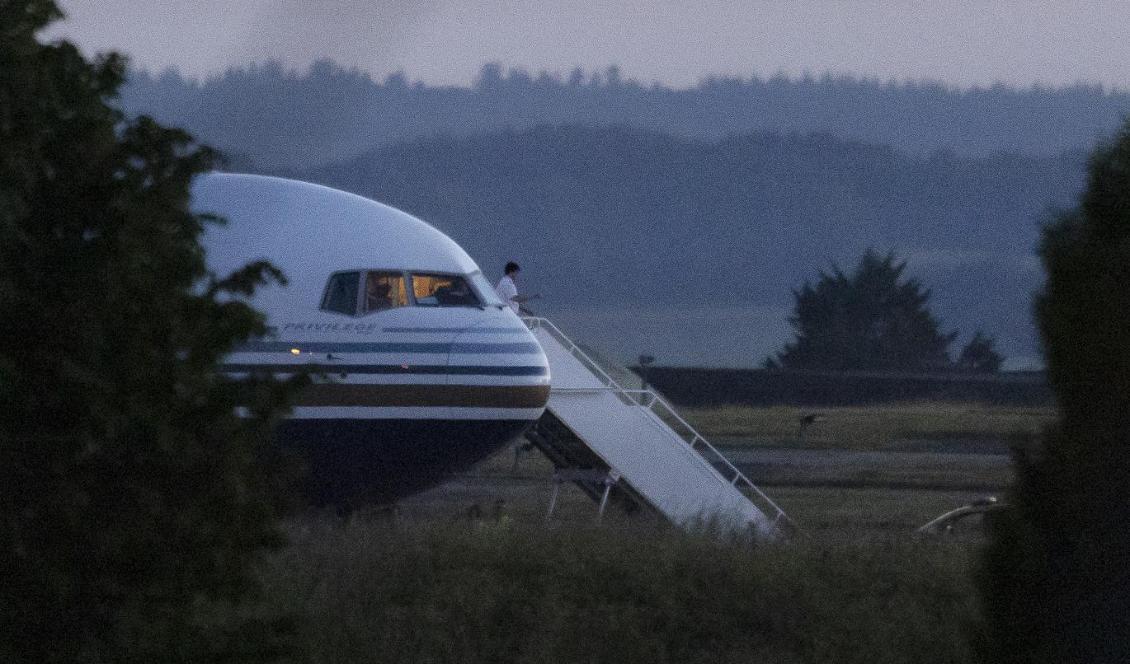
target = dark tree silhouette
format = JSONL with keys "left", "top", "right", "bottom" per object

{"left": 0, "top": 3, "right": 296, "bottom": 660}
{"left": 956, "top": 331, "right": 1004, "bottom": 373}
{"left": 767, "top": 251, "right": 956, "bottom": 371}
{"left": 977, "top": 120, "right": 1130, "bottom": 663}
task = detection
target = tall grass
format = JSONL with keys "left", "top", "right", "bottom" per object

{"left": 242, "top": 401, "right": 1021, "bottom": 661}
{"left": 260, "top": 517, "right": 977, "bottom": 663}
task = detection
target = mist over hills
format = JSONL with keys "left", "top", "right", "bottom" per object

{"left": 122, "top": 60, "right": 1130, "bottom": 170}
{"left": 277, "top": 125, "right": 1085, "bottom": 367}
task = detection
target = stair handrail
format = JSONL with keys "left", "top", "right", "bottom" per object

{"left": 523, "top": 317, "right": 793, "bottom": 531}
{"left": 523, "top": 317, "right": 633, "bottom": 395}
{"left": 636, "top": 390, "right": 793, "bottom": 529}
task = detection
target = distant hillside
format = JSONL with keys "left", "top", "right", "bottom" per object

{"left": 273, "top": 126, "right": 1085, "bottom": 367}
{"left": 123, "top": 60, "right": 1130, "bottom": 170}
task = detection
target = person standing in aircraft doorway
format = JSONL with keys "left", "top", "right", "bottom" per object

{"left": 495, "top": 261, "right": 539, "bottom": 315}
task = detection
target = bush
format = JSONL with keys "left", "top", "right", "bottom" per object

{"left": 0, "top": 3, "right": 294, "bottom": 660}
{"left": 976, "top": 122, "right": 1130, "bottom": 662}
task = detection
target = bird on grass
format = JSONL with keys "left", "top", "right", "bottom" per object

{"left": 796, "top": 413, "right": 825, "bottom": 442}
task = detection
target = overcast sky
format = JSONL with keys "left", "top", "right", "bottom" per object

{"left": 51, "top": 1, "right": 1129, "bottom": 89}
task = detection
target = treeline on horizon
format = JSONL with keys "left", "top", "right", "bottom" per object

{"left": 120, "top": 59, "right": 1130, "bottom": 169}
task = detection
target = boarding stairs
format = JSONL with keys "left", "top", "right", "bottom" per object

{"left": 523, "top": 317, "right": 792, "bottom": 539}
{"left": 525, "top": 409, "right": 648, "bottom": 516}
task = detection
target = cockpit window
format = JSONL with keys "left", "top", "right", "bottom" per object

{"left": 468, "top": 271, "right": 503, "bottom": 306}
{"left": 363, "top": 271, "right": 409, "bottom": 314}
{"left": 321, "top": 270, "right": 485, "bottom": 315}
{"left": 411, "top": 273, "right": 481, "bottom": 307}
{"left": 321, "top": 271, "right": 360, "bottom": 315}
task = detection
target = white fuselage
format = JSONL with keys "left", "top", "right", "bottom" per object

{"left": 193, "top": 173, "right": 550, "bottom": 505}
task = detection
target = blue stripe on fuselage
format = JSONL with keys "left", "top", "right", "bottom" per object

{"left": 237, "top": 341, "right": 541, "bottom": 354}
{"left": 220, "top": 363, "right": 548, "bottom": 376}
{"left": 381, "top": 326, "right": 529, "bottom": 334}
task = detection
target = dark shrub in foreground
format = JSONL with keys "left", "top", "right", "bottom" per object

{"left": 977, "top": 122, "right": 1130, "bottom": 662}
{"left": 0, "top": 3, "right": 294, "bottom": 660}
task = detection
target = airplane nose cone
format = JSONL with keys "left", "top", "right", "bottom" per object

{"left": 446, "top": 315, "right": 550, "bottom": 413}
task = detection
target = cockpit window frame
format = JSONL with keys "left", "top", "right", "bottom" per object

{"left": 359, "top": 270, "right": 410, "bottom": 317}
{"left": 466, "top": 270, "right": 504, "bottom": 307}
{"left": 320, "top": 269, "right": 494, "bottom": 317}
{"left": 407, "top": 271, "right": 484, "bottom": 308}
{"left": 319, "top": 270, "right": 364, "bottom": 317}
{"left": 320, "top": 269, "right": 408, "bottom": 318}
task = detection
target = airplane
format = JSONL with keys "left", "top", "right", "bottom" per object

{"left": 192, "top": 173, "right": 550, "bottom": 507}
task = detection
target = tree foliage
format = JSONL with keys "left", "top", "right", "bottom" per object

{"left": 767, "top": 251, "right": 956, "bottom": 371}
{"left": 977, "top": 122, "right": 1130, "bottom": 662}
{"left": 0, "top": 3, "right": 294, "bottom": 660}
{"left": 956, "top": 331, "right": 1004, "bottom": 373}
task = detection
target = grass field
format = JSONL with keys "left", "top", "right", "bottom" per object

{"left": 677, "top": 403, "right": 1055, "bottom": 450}
{"left": 246, "top": 402, "right": 1047, "bottom": 662}
{"left": 261, "top": 516, "right": 979, "bottom": 664}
